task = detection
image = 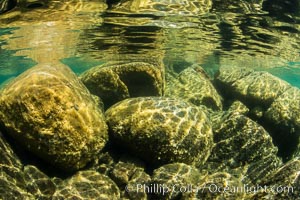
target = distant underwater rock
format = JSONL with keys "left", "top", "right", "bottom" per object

{"left": 165, "top": 65, "right": 223, "bottom": 111}
{"left": 105, "top": 97, "right": 213, "bottom": 167}
{"left": 52, "top": 170, "right": 120, "bottom": 200}
{"left": 0, "top": 63, "right": 108, "bottom": 171}
{"left": 215, "top": 66, "right": 291, "bottom": 108}
{"left": 80, "top": 62, "right": 163, "bottom": 110}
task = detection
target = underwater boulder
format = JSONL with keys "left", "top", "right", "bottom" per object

{"left": 205, "top": 111, "right": 281, "bottom": 184}
{"left": 0, "top": 131, "right": 22, "bottom": 171}
{"left": 0, "top": 63, "right": 108, "bottom": 171}
{"left": 165, "top": 65, "right": 223, "bottom": 111}
{"left": 215, "top": 66, "right": 291, "bottom": 108}
{"left": 23, "top": 165, "right": 56, "bottom": 199}
{"left": 105, "top": 97, "right": 213, "bottom": 167}
{"left": 110, "top": 159, "right": 151, "bottom": 200}
{"left": 52, "top": 170, "right": 120, "bottom": 200}
{"left": 152, "top": 163, "right": 244, "bottom": 200}
{"left": 246, "top": 158, "right": 300, "bottom": 199}
{"left": 151, "top": 163, "right": 204, "bottom": 199}
{"left": 265, "top": 87, "right": 300, "bottom": 160}
{"left": 80, "top": 62, "right": 163, "bottom": 110}
{"left": 227, "top": 100, "right": 249, "bottom": 115}
{"left": 0, "top": 131, "right": 33, "bottom": 199}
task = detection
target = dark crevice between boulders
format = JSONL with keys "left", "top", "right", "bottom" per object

{"left": 0, "top": 124, "right": 77, "bottom": 179}
{"left": 260, "top": 118, "right": 299, "bottom": 162}
{"left": 0, "top": 0, "right": 17, "bottom": 14}
{"left": 119, "top": 70, "right": 158, "bottom": 97}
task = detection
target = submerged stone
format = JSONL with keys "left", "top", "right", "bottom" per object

{"left": 165, "top": 65, "right": 223, "bottom": 111}
{"left": 0, "top": 63, "right": 108, "bottom": 171}
{"left": 152, "top": 163, "right": 244, "bottom": 199}
{"left": 227, "top": 100, "right": 249, "bottom": 115}
{"left": 205, "top": 111, "right": 281, "bottom": 185}
{"left": 105, "top": 97, "right": 213, "bottom": 167}
{"left": 0, "top": 131, "right": 22, "bottom": 170}
{"left": 215, "top": 66, "right": 291, "bottom": 108}
{"left": 80, "top": 62, "right": 163, "bottom": 109}
{"left": 151, "top": 163, "right": 204, "bottom": 199}
{"left": 265, "top": 87, "right": 300, "bottom": 160}
{"left": 246, "top": 158, "right": 300, "bottom": 199}
{"left": 52, "top": 170, "right": 120, "bottom": 200}
{"left": 110, "top": 158, "right": 151, "bottom": 200}
{"left": 23, "top": 165, "right": 56, "bottom": 199}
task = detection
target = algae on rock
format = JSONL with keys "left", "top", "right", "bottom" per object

{"left": 0, "top": 63, "right": 108, "bottom": 171}
{"left": 105, "top": 97, "right": 213, "bottom": 167}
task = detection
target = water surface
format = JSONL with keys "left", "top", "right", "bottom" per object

{"left": 0, "top": 0, "right": 299, "bottom": 85}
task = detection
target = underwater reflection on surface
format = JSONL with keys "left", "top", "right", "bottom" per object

{"left": 0, "top": 0, "right": 299, "bottom": 84}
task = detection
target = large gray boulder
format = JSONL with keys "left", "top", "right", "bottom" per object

{"left": 105, "top": 97, "right": 213, "bottom": 166}
{"left": 165, "top": 65, "right": 223, "bottom": 111}
{"left": 80, "top": 62, "right": 163, "bottom": 109}
{"left": 0, "top": 63, "right": 108, "bottom": 171}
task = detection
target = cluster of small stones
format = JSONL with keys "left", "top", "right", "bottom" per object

{"left": 0, "top": 61, "right": 299, "bottom": 199}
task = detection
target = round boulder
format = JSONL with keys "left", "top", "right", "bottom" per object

{"left": 105, "top": 97, "right": 213, "bottom": 166}
{"left": 0, "top": 63, "right": 108, "bottom": 171}
{"left": 80, "top": 62, "right": 163, "bottom": 109}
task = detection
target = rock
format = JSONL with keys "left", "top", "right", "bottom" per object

{"left": 110, "top": 157, "right": 151, "bottom": 200}
{"left": 80, "top": 62, "right": 163, "bottom": 109}
{"left": 165, "top": 65, "right": 223, "bottom": 111}
{"left": 0, "top": 174, "right": 34, "bottom": 200}
{"left": 205, "top": 111, "right": 281, "bottom": 184}
{"left": 152, "top": 163, "right": 244, "bottom": 200}
{"left": 105, "top": 97, "right": 213, "bottom": 167}
{"left": 246, "top": 158, "right": 300, "bottom": 199}
{"left": 184, "top": 172, "right": 245, "bottom": 200}
{"left": 0, "top": 63, "right": 108, "bottom": 171}
{"left": 0, "top": 131, "right": 22, "bottom": 170}
{"left": 227, "top": 100, "right": 249, "bottom": 115}
{"left": 265, "top": 87, "right": 300, "bottom": 160}
{"left": 0, "top": 131, "right": 30, "bottom": 197}
{"left": 23, "top": 165, "right": 56, "bottom": 199}
{"left": 52, "top": 170, "right": 120, "bottom": 200}
{"left": 245, "top": 154, "right": 282, "bottom": 185}
{"left": 215, "top": 66, "right": 291, "bottom": 108}
{"left": 151, "top": 163, "right": 205, "bottom": 199}
{"left": 125, "top": 168, "right": 151, "bottom": 200}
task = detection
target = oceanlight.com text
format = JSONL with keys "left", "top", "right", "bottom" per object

{"left": 125, "top": 183, "right": 294, "bottom": 196}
